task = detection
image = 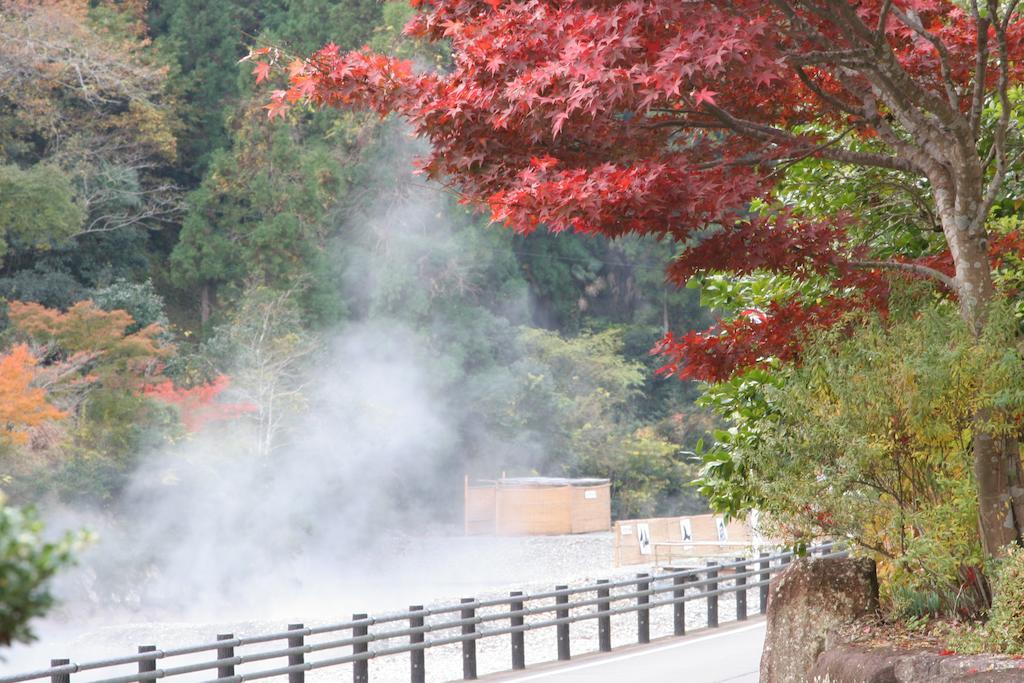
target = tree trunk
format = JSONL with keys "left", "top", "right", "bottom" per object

{"left": 949, "top": 220, "right": 1024, "bottom": 555}
{"left": 972, "top": 413, "right": 1023, "bottom": 555}
{"left": 200, "top": 282, "right": 212, "bottom": 326}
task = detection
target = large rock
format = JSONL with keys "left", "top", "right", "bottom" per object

{"left": 809, "top": 645, "right": 1024, "bottom": 682}
{"left": 810, "top": 645, "right": 901, "bottom": 682}
{"left": 760, "top": 556, "right": 879, "bottom": 683}
{"left": 892, "top": 651, "right": 1024, "bottom": 681}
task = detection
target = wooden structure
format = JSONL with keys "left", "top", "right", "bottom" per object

{"left": 464, "top": 476, "right": 612, "bottom": 535}
{"left": 613, "top": 512, "right": 773, "bottom": 566}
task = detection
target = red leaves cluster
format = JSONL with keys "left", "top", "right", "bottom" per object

{"left": 653, "top": 296, "right": 875, "bottom": 382}
{"left": 144, "top": 375, "right": 258, "bottom": 433}
{"left": 489, "top": 161, "right": 770, "bottom": 239}
{"left": 667, "top": 215, "right": 850, "bottom": 283}
{"left": 255, "top": 0, "right": 1024, "bottom": 384}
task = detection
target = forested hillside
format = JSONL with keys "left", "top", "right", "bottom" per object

{"left": 0, "top": 0, "right": 713, "bottom": 520}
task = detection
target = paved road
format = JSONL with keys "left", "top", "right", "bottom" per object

{"left": 483, "top": 620, "right": 765, "bottom": 683}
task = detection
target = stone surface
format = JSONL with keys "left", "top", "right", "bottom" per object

{"left": 759, "top": 557, "right": 880, "bottom": 683}
{"left": 893, "top": 650, "right": 1024, "bottom": 682}
{"left": 810, "top": 645, "right": 900, "bottom": 682}
{"left": 809, "top": 644, "right": 1024, "bottom": 682}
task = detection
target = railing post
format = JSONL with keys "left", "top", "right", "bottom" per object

{"left": 759, "top": 552, "right": 770, "bottom": 614}
{"left": 288, "top": 623, "right": 305, "bottom": 683}
{"left": 510, "top": 591, "right": 526, "bottom": 670}
{"left": 706, "top": 561, "right": 719, "bottom": 628}
{"left": 672, "top": 573, "right": 687, "bottom": 636}
{"left": 138, "top": 645, "right": 157, "bottom": 680}
{"left": 735, "top": 558, "right": 747, "bottom": 621}
{"left": 782, "top": 551, "right": 792, "bottom": 567}
{"left": 461, "top": 597, "right": 477, "bottom": 680}
{"left": 410, "top": 605, "right": 425, "bottom": 683}
{"left": 215, "top": 635, "right": 233, "bottom": 679}
{"left": 353, "top": 613, "right": 369, "bottom": 683}
{"left": 596, "top": 579, "right": 611, "bottom": 653}
{"left": 555, "top": 585, "right": 570, "bottom": 661}
{"left": 636, "top": 573, "right": 650, "bottom": 644}
{"left": 51, "top": 659, "right": 70, "bottom": 683}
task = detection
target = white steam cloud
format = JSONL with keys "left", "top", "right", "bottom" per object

{"left": 2, "top": 129, "right": 575, "bottom": 672}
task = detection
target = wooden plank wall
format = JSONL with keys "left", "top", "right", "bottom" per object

{"left": 464, "top": 482, "right": 612, "bottom": 535}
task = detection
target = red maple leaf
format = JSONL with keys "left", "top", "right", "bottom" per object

{"left": 693, "top": 87, "right": 718, "bottom": 106}
{"left": 253, "top": 61, "right": 271, "bottom": 84}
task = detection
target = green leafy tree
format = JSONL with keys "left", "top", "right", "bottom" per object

{"left": 170, "top": 100, "right": 349, "bottom": 323}
{"left": 0, "top": 165, "right": 84, "bottom": 264}
{"left": 160, "top": 0, "right": 250, "bottom": 174}
{"left": 201, "top": 287, "right": 317, "bottom": 457}
{"left": 508, "top": 327, "right": 705, "bottom": 517}
{"left": 713, "top": 289, "right": 1024, "bottom": 615}
{"left": 0, "top": 1, "right": 181, "bottom": 307}
{"left": 92, "top": 279, "right": 171, "bottom": 333}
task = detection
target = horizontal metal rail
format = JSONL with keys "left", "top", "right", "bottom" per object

{"left": 1, "top": 542, "right": 843, "bottom": 683}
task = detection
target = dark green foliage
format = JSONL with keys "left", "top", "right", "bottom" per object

{"left": 160, "top": 0, "right": 266, "bottom": 174}
{"left": 92, "top": 280, "right": 171, "bottom": 333}
{"left": 273, "top": 0, "right": 381, "bottom": 55}
{"left": 0, "top": 268, "right": 87, "bottom": 311}
{"left": 169, "top": 103, "right": 352, "bottom": 320}
{"left": 0, "top": 228, "right": 155, "bottom": 310}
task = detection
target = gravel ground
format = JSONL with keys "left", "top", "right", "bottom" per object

{"left": 4, "top": 533, "right": 765, "bottom": 682}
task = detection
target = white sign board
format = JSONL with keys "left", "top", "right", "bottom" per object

{"left": 584, "top": 489, "right": 597, "bottom": 499}
{"left": 620, "top": 524, "right": 633, "bottom": 536}
{"left": 715, "top": 517, "right": 729, "bottom": 543}
{"left": 679, "top": 518, "right": 693, "bottom": 546}
{"left": 637, "top": 523, "right": 652, "bottom": 555}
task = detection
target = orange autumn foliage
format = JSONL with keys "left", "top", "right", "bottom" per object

{"left": 7, "top": 300, "right": 167, "bottom": 357}
{"left": 6, "top": 300, "right": 172, "bottom": 396}
{"left": 0, "top": 344, "right": 66, "bottom": 444}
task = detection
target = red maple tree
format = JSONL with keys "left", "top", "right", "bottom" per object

{"left": 144, "top": 376, "right": 258, "bottom": 433}
{"left": 256, "top": 0, "right": 1024, "bottom": 553}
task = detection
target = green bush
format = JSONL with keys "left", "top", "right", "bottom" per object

{"left": 697, "top": 289, "right": 1024, "bottom": 616}
{"left": 951, "top": 544, "right": 1024, "bottom": 653}
{"left": 92, "top": 279, "right": 171, "bottom": 333}
{"left": 0, "top": 502, "right": 82, "bottom": 648}
{"left": 986, "top": 544, "right": 1024, "bottom": 652}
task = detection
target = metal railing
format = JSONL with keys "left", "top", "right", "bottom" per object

{"left": 651, "top": 539, "right": 777, "bottom": 566}
{"left": 2, "top": 542, "right": 843, "bottom": 683}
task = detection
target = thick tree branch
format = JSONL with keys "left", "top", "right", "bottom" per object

{"left": 702, "top": 103, "right": 921, "bottom": 175}
{"left": 969, "top": 14, "right": 990, "bottom": 138}
{"left": 849, "top": 259, "right": 957, "bottom": 290}
{"left": 977, "top": 0, "right": 1017, "bottom": 232}
{"left": 793, "top": 66, "right": 863, "bottom": 118}
{"left": 875, "top": 0, "right": 895, "bottom": 44}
